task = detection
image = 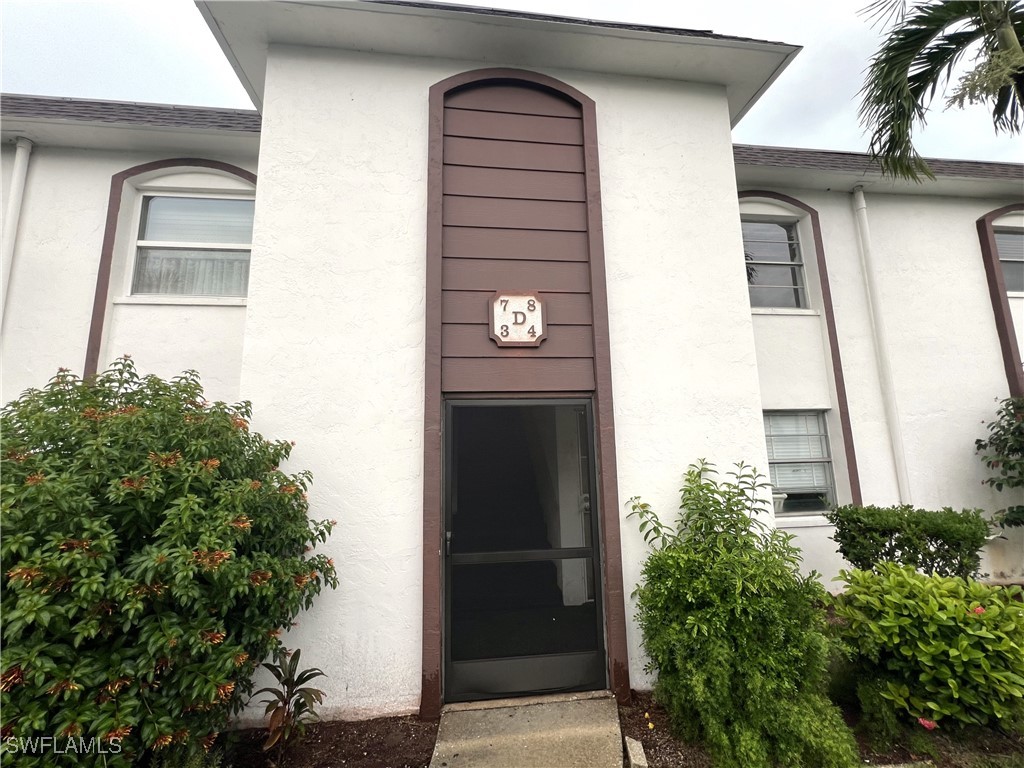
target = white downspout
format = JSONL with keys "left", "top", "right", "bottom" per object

{"left": 1, "top": 137, "right": 34, "bottom": 330}
{"left": 851, "top": 185, "right": 912, "bottom": 504}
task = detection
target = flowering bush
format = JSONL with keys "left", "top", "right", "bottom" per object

{"left": 833, "top": 564, "right": 1024, "bottom": 733}
{"left": 0, "top": 359, "right": 337, "bottom": 766}
{"left": 629, "top": 461, "right": 857, "bottom": 768}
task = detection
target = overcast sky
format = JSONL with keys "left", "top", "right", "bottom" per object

{"left": 2, "top": 0, "right": 1022, "bottom": 162}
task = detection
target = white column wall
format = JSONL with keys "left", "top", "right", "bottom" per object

{"left": 245, "top": 45, "right": 766, "bottom": 712}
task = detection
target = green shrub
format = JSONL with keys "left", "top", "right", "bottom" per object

{"left": 833, "top": 564, "right": 1024, "bottom": 732}
{"left": 976, "top": 396, "right": 1024, "bottom": 528}
{"left": 824, "top": 504, "right": 989, "bottom": 578}
{"left": 629, "top": 460, "right": 858, "bottom": 768}
{"left": 0, "top": 360, "right": 338, "bottom": 766}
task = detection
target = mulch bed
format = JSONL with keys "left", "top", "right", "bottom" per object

{"left": 222, "top": 691, "right": 1024, "bottom": 768}
{"left": 224, "top": 714, "right": 437, "bottom": 768}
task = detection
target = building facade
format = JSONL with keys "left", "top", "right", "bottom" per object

{"left": 2, "top": 0, "right": 1021, "bottom": 721}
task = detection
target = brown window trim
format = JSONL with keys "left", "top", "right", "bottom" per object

{"left": 977, "top": 202, "right": 1024, "bottom": 398}
{"left": 738, "top": 190, "right": 862, "bottom": 505}
{"left": 84, "top": 158, "right": 257, "bottom": 378}
{"left": 422, "top": 68, "right": 629, "bottom": 719}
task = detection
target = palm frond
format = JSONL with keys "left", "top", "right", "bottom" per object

{"left": 860, "top": 1, "right": 991, "bottom": 180}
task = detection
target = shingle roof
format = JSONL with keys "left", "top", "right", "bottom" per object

{"left": 1, "top": 93, "right": 261, "bottom": 133}
{"left": 734, "top": 143, "right": 1024, "bottom": 181}
{"left": 367, "top": 0, "right": 786, "bottom": 47}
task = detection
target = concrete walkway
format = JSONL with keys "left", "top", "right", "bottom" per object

{"left": 429, "top": 691, "right": 622, "bottom": 768}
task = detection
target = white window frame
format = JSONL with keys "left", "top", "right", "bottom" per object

{"left": 994, "top": 226, "right": 1024, "bottom": 297}
{"left": 741, "top": 216, "right": 811, "bottom": 310}
{"left": 111, "top": 172, "right": 256, "bottom": 307}
{"left": 123, "top": 192, "right": 254, "bottom": 302}
{"left": 764, "top": 411, "right": 836, "bottom": 515}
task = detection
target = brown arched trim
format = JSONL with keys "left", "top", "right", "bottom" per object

{"left": 84, "top": 158, "right": 257, "bottom": 377}
{"left": 977, "top": 202, "right": 1024, "bottom": 398}
{"left": 738, "top": 190, "right": 863, "bottom": 506}
{"left": 421, "top": 68, "right": 629, "bottom": 717}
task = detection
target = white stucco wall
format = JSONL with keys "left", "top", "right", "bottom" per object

{"left": 0, "top": 146, "right": 256, "bottom": 404}
{"left": 736, "top": 185, "right": 1023, "bottom": 584}
{"left": 242, "top": 43, "right": 766, "bottom": 715}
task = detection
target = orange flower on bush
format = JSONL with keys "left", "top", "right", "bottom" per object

{"left": 148, "top": 451, "right": 181, "bottom": 467}
{"left": 201, "top": 732, "right": 219, "bottom": 751}
{"left": 45, "top": 680, "right": 81, "bottom": 696}
{"left": 216, "top": 682, "right": 235, "bottom": 701}
{"left": 199, "top": 458, "right": 221, "bottom": 472}
{"left": 201, "top": 630, "right": 226, "bottom": 645}
{"left": 104, "top": 726, "right": 132, "bottom": 741}
{"left": 25, "top": 473, "right": 45, "bottom": 485}
{"left": 152, "top": 734, "right": 172, "bottom": 750}
{"left": 192, "top": 549, "right": 231, "bottom": 570}
{"left": 1, "top": 666, "right": 24, "bottom": 692}
{"left": 230, "top": 515, "right": 252, "bottom": 530}
{"left": 233, "top": 652, "right": 249, "bottom": 667}
{"left": 7, "top": 567, "right": 43, "bottom": 584}
{"left": 249, "top": 570, "right": 272, "bottom": 586}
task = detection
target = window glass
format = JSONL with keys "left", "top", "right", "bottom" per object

{"left": 764, "top": 411, "right": 835, "bottom": 514}
{"left": 995, "top": 229, "right": 1024, "bottom": 293}
{"left": 132, "top": 196, "right": 254, "bottom": 297}
{"left": 742, "top": 219, "right": 808, "bottom": 308}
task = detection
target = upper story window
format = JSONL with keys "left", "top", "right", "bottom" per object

{"left": 995, "top": 228, "right": 1024, "bottom": 293}
{"left": 741, "top": 219, "right": 808, "bottom": 308}
{"left": 764, "top": 411, "right": 835, "bottom": 514}
{"left": 132, "top": 195, "right": 255, "bottom": 297}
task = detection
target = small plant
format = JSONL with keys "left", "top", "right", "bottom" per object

{"left": 629, "top": 460, "right": 858, "bottom": 768}
{"left": 976, "top": 396, "right": 1024, "bottom": 528}
{"left": 825, "top": 504, "right": 989, "bottom": 578}
{"left": 833, "top": 564, "right": 1024, "bottom": 733}
{"left": 255, "top": 648, "right": 326, "bottom": 761}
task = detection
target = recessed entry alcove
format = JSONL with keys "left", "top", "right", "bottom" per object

{"left": 420, "top": 68, "right": 628, "bottom": 716}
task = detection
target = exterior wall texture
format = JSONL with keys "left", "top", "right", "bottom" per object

{"left": 736, "top": 184, "right": 1023, "bottom": 584}
{"left": 242, "top": 44, "right": 763, "bottom": 714}
{"left": 0, "top": 146, "right": 257, "bottom": 404}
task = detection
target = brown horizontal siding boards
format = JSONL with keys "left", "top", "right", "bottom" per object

{"left": 442, "top": 258, "right": 590, "bottom": 293}
{"left": 444, "top": 108, "right": 583, "bottom": 145}
{"left": 444, "top": 137, "right": 584, "bottom": 172}
{"left": 441, "top": 358, "right": 596, "bottom": 391}
{"left": 445, "top": 84, "right": 581, "bottom": 117}
{"left": 442, "top": 291, "right": 593, "bottom": 325}
{"left": 443, "top": 228, "right": 589, "bottom": 261}
{"left": 443, "top": 166, "right": 585, "bottom": 202}
{"left": 443, "top": 324, "right": 595, "bottom": 358}
{"left": 443, "top": 196, "right": 587, "bottom": 231}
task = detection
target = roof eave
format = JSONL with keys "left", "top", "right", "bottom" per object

{"left": 196, "top": 0, "right": 800, "bottom": 121}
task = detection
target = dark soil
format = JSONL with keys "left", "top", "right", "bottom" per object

{"left": 222, "top": 692, "right": 1023, "bottom": 768}
{"left": 618, "top": 689, "right": 712, "bottom": 768}
{"left": 617, "top": 688, "right": 1024, "bottom": 768}
{"left": 224, "top": 714, "right": 437, "bottom": 768}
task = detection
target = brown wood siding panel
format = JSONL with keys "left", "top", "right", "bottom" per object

{"left": 443, "top": 196, "right": 587, "bottom": 231}
{"left": 444, "top": 108, "right": 583, "bottom": 145}
{"left": 442, "top": 323, "right": 595, "bottom": 358}
{"left": 444, "top": 137, "right": 584, "bottom": 172}
{"left": 443, "top": 228, "right": 588, "bottom": 262}
{"left": 443, "top": 166, "right": 585, "bottom": 202}
{"left": 442, "top": 291, "right": 593, "bottom": 325}
{"left": 446, "top": 85, "right": 581, "bottom": 118}
{"left": 442, "top": 258, "right": 590, "bottom": 293}
{"left": 442, "top": 358, "right": 595, "bottom": 392}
